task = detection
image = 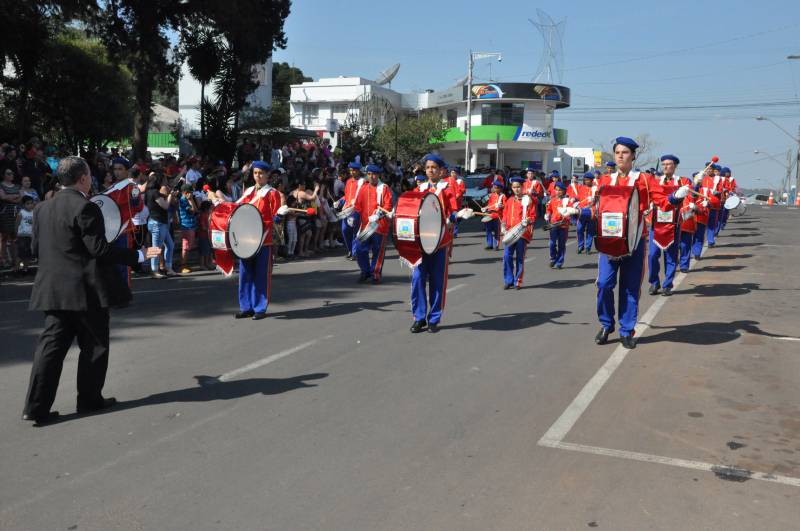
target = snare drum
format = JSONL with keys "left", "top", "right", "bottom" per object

{"left": 595, "top": 185, "right": 642, "bottom": 258}
{"left": 336, "top": 205, "right": 355, "bottom": 221}
{"left": 356, "top": 220, "right": 379, "bottom": 243}
{"left": 724, "top": 194, "right": 741, "bottom": 211}
{"left": 90, "top": 195, "right": 123, "bottom": 243}
{"left": 209, "top": 202, "right": 265, "bottom": 275}
{"left": 502, "top": 223, "right": 526, "bottom": 246}
{"left": 393, "top": 191, "right": 447, "bottom": 267}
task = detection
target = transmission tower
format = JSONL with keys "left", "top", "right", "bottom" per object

{"left": 529, "top": 10, "right": 566, "bottom": 84}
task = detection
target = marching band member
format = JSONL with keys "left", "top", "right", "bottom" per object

{"left": 702, "top": 163, "right": 724, "bottom": 247}
{"left": 483, "top": 180, "right": 506, "bottom": 250}
{"left": 353, "top": 165, "right": 393, "bottom": 283}
{"left": 523, "top": 164, "right": 546, "bottom": 218}
{"left": 501, "top": 177, "right": 537, "bottom": 289}
{"left": 678, "top": 181, "right": 707, "bottom": 273}
{"left": 717, "top": 166, "right": 733, "bottom": 233}
{"left": 545, "top": 180, "right": 575, "bottom": 269}
{"left": 339, "top": 161, "right": 365, "bottom": 260}
{"left": 647, "top": 155, "right": 690, "bottom": 296}
{"left": 234, "top": 161, "right": 285, "bottom": 321}
{"left": 410, "top": 154, "right": 458, "bottom": 333}
{"left": 574, "top": 172, "right": 597, "bottom": 254}
{"left": 448, "top": 166, "right": 466, "bottom": 237}
{"left": 107, "top": 157, "right": 144, "bottom": 286}
{"left": 591, "top": 137, "right": 687, "bottom": 349}
{"left": 691, "top": 169, "right": 721, "bottom": 258}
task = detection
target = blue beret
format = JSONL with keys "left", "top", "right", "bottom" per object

{"left": 606, "top": 161, "right": 616, "bottom": 168}
{"left": 583, "top": 171, "right": 595, "bottom": 179}
{"left": 348, "top": 162, "right": 362, "bottom": 170}
{"left": 422, "top": 153, "right": 446, "bottom": 168}
{"left": 509, "top": 176, "right": 525, "bottom": 184}
{"left": 613, "top": 136, "right": 639, "bottom": 151}
{"left": 722, "top": 167, "right": 731, "bottom": 175}
{"left": 451, "top": 166, "right": 462, "bottom": 174}
{"left": 554, "top": 180, "right": 568, "bottom": 191}
{"left": 594, "top": 170, "right": 602, "bottom": 175}
{"left": 492, "top": 180, "right": 504, "bottom": 188}
{"left": 526, "top": 164, "right": 537, "bottom": 171}
{"left": 365, "top": 164, "right": 383, "bottom": 173}
{"left": 550, "top": 170, "right": 560, "bottom": 176}
{"left": 415, "top": 174, "right": 427, "bottom": 182}
{"left": 660, "top": 154, "right": 680, "bottom": 165}
{"left": 711, "top": 164, "right": 721, "bottom": 171}
{"left": 111, "top": 157, "right": 131, "bottom": 169}
{"left": 251, "top": 160, "right": 270, "bottom": 171}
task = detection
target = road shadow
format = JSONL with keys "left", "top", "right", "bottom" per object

{"left": 701, "top": 253, "right": 753, "bottom": 261}
{"left": 712, "top": 242, "right": 763, "bottom": 249}
{"left": 565, "top": 262, "right": 598, "bottom": 270}
{"left": 270, "top": 300, "right": 402, "bottom": 320}
{"left": 440, "top": 310, "right": 574, "bottom": 331}
{"left": 453, "top": 256, "right": 502, "bottom": 265}
{"left": 677, "top": 282, "right": 781, "bottom": 297}
{"left": 522, "top": 278, "right": 595, "bottom": 289}
{"left": 693, "top": 264, "right": 747, "bottom": 273}
{"left": 638, "top": 321, "right": 796, "bottom": 346}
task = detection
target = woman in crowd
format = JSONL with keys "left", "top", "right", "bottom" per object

{"left": 291, "top": 179, "right": 319, "bottom": 258}
{"left": 19, "top": 175, "right": 41, "bottom": 203}
{"left": 0, "top": 168, "right": 22, "bottom": 269}
{"left": 145, "top": 173, "right": 177, "bottom": 278}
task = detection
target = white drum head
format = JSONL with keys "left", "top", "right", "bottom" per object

{"left": 627, "top": 190, "right": 641, "bottom": 252}
{"left": 228, "top": 203, "right": 264, "bottom": 259}
{"left": 724, "top": 195, "right": 741, "bottom": 210}
{"left": 419, "top": 193, "right": 444, "bottom": 255}
{"left": 502, "top": 223, "right": 525, "bottom": 245}
{"left": 90, "top": 195, "right": 122, "bottom": 242}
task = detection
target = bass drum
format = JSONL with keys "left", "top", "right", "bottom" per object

{"left": 393, "top": 191, "right": 446, "bottom": 267}
{"left": 209, "top": 202, "right": 265, "bottom": 276}
{"left": 595, "top": 185, "right": 642, "bottom": 258}
{"left": 90, "top": 195, "right": 123, "bottom": 243}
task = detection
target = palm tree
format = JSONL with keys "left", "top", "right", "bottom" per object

{"left": 185, "top": 28, "right": 222, "bottom": 150}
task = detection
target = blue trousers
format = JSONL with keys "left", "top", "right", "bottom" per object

{"left": 485, "top": 219, "right": 499, "bottom": 248}
{"left": 355, "top": 232, "right": 387, "bottom": 280}
{"left": 503, "top": 239, "right": 527, "bottom": 287}
{"left": 238, "top": 245, "right": 272, "bottom": 314}
{"left": 549, "top": 227, "right": 567, "bottom": 266}
{"left": 596, "top": 237, "right": 646, "bottom": 337}
{"left": 648, "top": 229, "right": 679, "bottom": 290}
{"left": 717, "top": 207, "right": 728, "bottom": 233}
{"left": 706, "top": 209, "right": 718, "bottom": 246}
{"left": 576, "top": 215, "right": 595, "bottom": 251}
{"left": 692, "top": 223, "right": 706, "bottom": 258}
{"left": 411, "top": 245, "right": 450, "bottom": 324}
{"left": 147, "top": 219, "right": 174, "bottom": 272}
{"left": 679, "top": 230, "right": 693, "bottom": 271}
{"left": 113, "top": 233, "right": 131, "bottom": 285}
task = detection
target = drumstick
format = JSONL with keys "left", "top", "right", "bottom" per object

{"left": 696, "top": 156, "right": 719, "bottom": 178}
{"left": 286, "top": 207, "right": 316, "bottom": 215}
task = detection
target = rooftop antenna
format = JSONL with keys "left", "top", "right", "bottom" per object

{"left": 528, "top": 9, "right": 565, "bottom": 84}
{"left": 375, "top": 63, "right": 401, "bottom": 86}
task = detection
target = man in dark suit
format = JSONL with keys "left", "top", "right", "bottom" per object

{"left": 22, "top": 156, "right": 161, "bottom": 425}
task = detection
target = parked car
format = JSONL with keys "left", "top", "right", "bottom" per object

{"left": 463, "top": 173, "right": 492, "bottom": 206}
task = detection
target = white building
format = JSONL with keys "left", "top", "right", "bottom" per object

{"left": 290, "top": 76, "right": 571, "bottom": 171}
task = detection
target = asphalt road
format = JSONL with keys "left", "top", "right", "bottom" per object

{"left": 1, "top": 207, "right": 798, "bottom": 530}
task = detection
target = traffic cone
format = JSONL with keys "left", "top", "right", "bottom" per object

{"left": 767, "top": 191, "right": 774, "bottom": 206}
{"left": 795, "top": 194, "right": 800, "bottom": 207}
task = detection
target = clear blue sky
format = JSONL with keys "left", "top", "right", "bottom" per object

{"left": 273, "top": 0, "right": 800, "bottom": 188}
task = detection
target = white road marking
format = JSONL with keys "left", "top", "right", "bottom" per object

{"left": 218, "top": 335, "right": 333, "bottom": 382}
{"left": 525, "top": 257, "right": 535, "bottom": 263}
{"left": 0, "top": 286, "right": 207, "bottom": 304}
{"left": 540, "top": 440, "right": 800, "bottom": 488}
{"left": 774, "top": 336, "right": 800, "bottom": 342}
{"left": 446, "top": 283, "right": 466, "bottom": 294}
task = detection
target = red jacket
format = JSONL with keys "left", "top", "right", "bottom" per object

{"left": 343, "top": 177, "right": 365, "bottom": 207}
{"left": 523, "top": 179, "right": 544, "bottom": 198}
{"left": 418, "top": 181, "right": 458, "bottom": 217}
{"left": 447, "top": 175, "right": 466, "bottom": 208}
{"left": 354, "top": 182, "right": 393, "bottom": 235}
{"left": 595, "top": 171, "right": 672, "bottom": 223}
{"left": 484, "top": 192, "right": 506, "bottom": 220}
{"left": 574, "top": 183, "right": 596, "bottom": 208}
{"left": 237, "top": 184, "right": 282, "bottom": 246}
{"left": 701, "top": 174, "right": 724, "bottom": 209}
{"left": 546, "top": 195, "right": 572, "bottom": 228}
{"left": 502, "top": 195, "right": 537, "bottom": 242}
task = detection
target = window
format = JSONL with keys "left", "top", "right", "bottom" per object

{"left": 480, "top": 103, "right": 524, "bottom": 126}
{"left": 332, "top": 104, "right": 348, "bottom": 115}
{"left": 303, "top": 104, "right": 319, "bottom": 124}
{"left": 446, "top": 109, "right": 457, "bottom": 128}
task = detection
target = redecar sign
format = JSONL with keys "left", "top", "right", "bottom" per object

{"left": 513, "top": 125, "right": 553, "bottom": 142}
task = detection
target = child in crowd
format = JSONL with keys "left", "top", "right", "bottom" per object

{"left": 15, "top": 195, "right": 34, "bottom": 271}
{"left": 197, "top": 201, "right": 214, "bottom": 270}
{"left": 285, "top": 194, "right": 298, "bottom": 259}
{"left": 178, "top": 184, "right": 198, "bottom": 273}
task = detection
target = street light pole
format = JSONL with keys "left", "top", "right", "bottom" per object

{"left": 755, "top": 116, "right": 800, "bottom": 200}
{"left": 464, "top": 51, "right": 502, "bottom": 173}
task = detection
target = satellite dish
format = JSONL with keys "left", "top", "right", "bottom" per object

{"left": 451, "top": 75, "right": 468, "bottom": 87}
{"left": 375, "top": 63, "right": 400, "bottom": 85}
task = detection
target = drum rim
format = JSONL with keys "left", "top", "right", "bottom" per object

{"left": 419, "top": 192, "right": 445, "bottom": 255}
{"left": 90, "top": 195, "right": 123, "bottom": 242}
{"left": 228, "top": 203, "right": 264, "bottom": 259}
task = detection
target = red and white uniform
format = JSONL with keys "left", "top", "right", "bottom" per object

{"left": 237, "top": 184, "right": 282, "bottom": 246}
{"left": 595, "top": 171, "right": 673, "bottom": 226}
{"left": 546, "top": 196, "right": 573, "bottom": 228}
{"left": 574, "top": 182, "right": 597, "bottom": 209}
{"left": 567, "top": 181, "right": 581, "bottom": 203}
{"left": 484, "top": 191, "right": 506, "bottom": 220}
{"left": 502, "top": 195, "right": 537, "bottom": 242}
{"left": 343, "top": 177, "right": 365, "bottom": 208}
{"left": 103, "top": 178, "right": 144, "bottom": 237}
{"left": 447, "top": 175, "right": 466, "bottom": 208}
{"left": 701, "top": 173, "right": 724, "bottom": 211}
{"left": 354, "top": 182, "right": 393, "bottom": 235}
{"left": 418, "top": 180, "right": 458, "bottom": 217}
{"left": 523, "top": 178, "right": 544, "bottom": 199}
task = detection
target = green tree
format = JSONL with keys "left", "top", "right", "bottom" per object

{"left": 374, "top": 112, "right": 446, "bottom": 165}
{"left": 270, "top": 61, "right": 310, "bottom": 127}
{"left": 32, "top": 33, "right": 134, "bottom": 150}
{"left": 184, "top": 26, "right": 222, "bottom": 145}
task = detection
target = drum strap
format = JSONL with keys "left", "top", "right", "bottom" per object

{"left": 609, "top": 171, "right": 639, "bottom": 186}
{"left": 376, "top": 183, "right": 385, "bottom": 208}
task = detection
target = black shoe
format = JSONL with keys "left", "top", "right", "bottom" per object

{"left": 515, "top": 285, "right": 521, "bottom": 290}
{"left": 252, "top": 312, "right": 267, "bottom": 320}
{"left": 484, "top": 246, "right": 492, "bottom": 250}
{"left": 410, "top": 320, "right": 427, "bottom": 333}
{"left": 371, "top": 277, "right": 381, "bottom": 284}
{"left": 708, "top": 242, "right": 715, "bottom": 248}
{"left": 649, "top": 285, "right": 659, "bottom": 296}
{"left": 346, "top": 252, "right": 352, "bottom": 258}
{"left": 594, "top": 327, "right": 612, "bottom": 345}
{"left": 577, "top": 248, "right": 583, "bottom": 254}
{"left": 549, "top": 261, "right": 555, "bottom": 268}
{"left": 504, "top": 284, "right": 511, "bottom": 290}
{"left": 77, "top": 397, "right": 117, "bottom": 414}
{"left": 680, "top": 269, "right": 689, "bottom": 274}
{"left": 556, "top": 264, "right": 563, "bottom": 269}
{"left": 357, "top": 272, "right": 371, "bottom": 283}
{"left": 621, "top": 335, "right": 637, "bottom": 349}
{"left": 428, "top": 323, "right": 440, "bottom": 333}
{"left": 235, "top": 310, "right": 254, "bottom": 319}
{"left": 21, "top": 411, "right": 59, "bottom": 425}
{"left": 586, "top": 249, "right": 592, "bottom": 255}
{"left": 662, "top": 287, "right": 672, "bottom": 296}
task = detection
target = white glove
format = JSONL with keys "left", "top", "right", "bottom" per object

{"left": 521, "top": 219, "right": 530, "bottom": 227}
{"left": 368, "top": 214, "right": 379, "bottom": 223}
{"left": 277, "top": 205, "right": 289, "bottom": 215}
{"left": 544, "top": 214, "right": 550, "bottom": 222}
{"left": 456, "top": 208, "right": 472, "bottom": 219}
{"left": 557, "top": 207, "right": 568, "bottom": 216}
{"left": 688, "top": 202, "right": 697, "bottom": 211}
{"left": 383, "top": 209, "right": 394, "bottom": 219}
{"left": 566, "top": 207, "right": 580, "bottom": 216}
{"left": 701, "top": 200, "right": 708, "bottom": 208}
{"left": 674, "top": 185, "right": 689, "bottom": 199}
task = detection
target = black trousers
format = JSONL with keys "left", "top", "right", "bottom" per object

{"left": 23, "top": 306, "right": 110, "bottom": 416}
